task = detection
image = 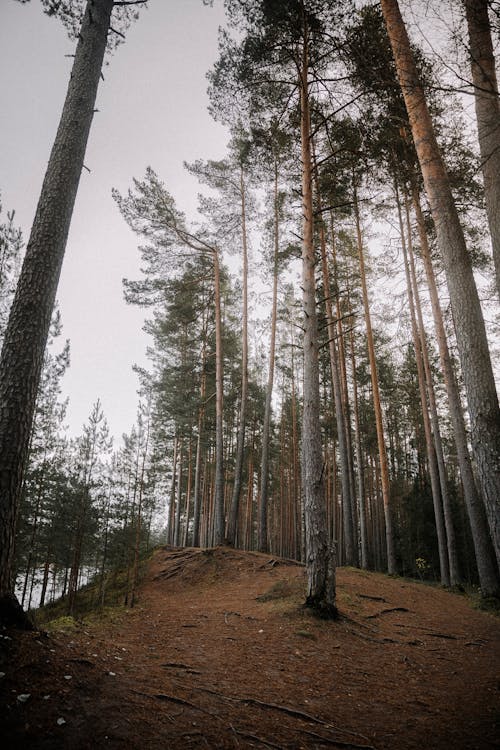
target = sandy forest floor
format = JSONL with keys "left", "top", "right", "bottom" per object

{"left": 0, "top": 546, "right": 499, "bottom": 749}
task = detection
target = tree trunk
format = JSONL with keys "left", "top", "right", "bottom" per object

{"left": 0, "top": 0, "right": 114, "bottom": 617}
{"left": 353, "top": 181, "right": 396, "bottom": 574}
{"left": 404, "top": 190, "right": 461, "bottom": 585}
{"left": 465, "top": 0, "right": 500, "bottom": 298}
{"left": 300, "top": 23, "right": 336, "bottom": 617}
{"left": 319, "top": 217, "right": 356, "bottom": 565}
{"left": 258, "top": 160, "right": 280, "bottom": 553}
{"left": 166, "top": 436, "right": 178, "bottom": 546}
{"left": 347, "top": 287, "right": 368, "bottom": 569}
{"left": 213, "top": 248, "right": 225, "bottom": 545}
{"left": 396, "top": 182, "right": 450, "bottom": 586}
{"left": 381, "top": 0, "right": 500, "bottom": 568}
{"left": 412, "top": 185, "right": 500, "bottom": 597}
{"left": 227, "top": 167, "right": 249, "bottom": 546}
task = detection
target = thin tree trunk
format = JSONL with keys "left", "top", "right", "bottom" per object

{"left": 381, "top": 0, "right": 500, "bottom": 567}
{"left": 167, "top": 436, "right": 178, "bottom": 546}
{"left": 0, "top": 0, "right": 114, "bottom": 615}
{"left": 396, "top": 182, "right": 450, "bottom": 586}
{"left": 353, "top": 180, "right": 396, "bottom": 574}
{"left": 213, "top": 248, "right": 225, "bottom": 545}
{"left": 319, "top": 218, "right": 356, "bottom": 565}
{"left": 226, "top": 167, "right": 249, "bottom": 545}
{"left": 299, "top": 19, "right": 336, "bottom": 616}
{"left": 174, "top": 440, "right": 184, "bottom": 547}
{"left": 258, "top": 160, "right": 280, "bottom": 553}
{"left": 465, "top": 0, "right": 500, "bottom": 297}
{"left": 404, "top": 190, "right": 461, "bottom": 585}
{"left": 347, "top": 289, "right": 368, "bottom": 569}
{"left": 192, "top": 323, "right": 207, "bottom": 547}
{"left": 130, "top": 413, "right": 150, "bottom": 606}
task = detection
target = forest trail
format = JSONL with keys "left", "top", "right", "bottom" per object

{"left": 1, "top": 547, "right": 498, "bottom": 749}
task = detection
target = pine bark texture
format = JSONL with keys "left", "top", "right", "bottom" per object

{"left": 381, "top": 0, "right": 500, "bottom": 568}
{"left": 0, "top": 0, "right": 114, "bottom": 600}
{"left": 465, "top": 0, "right": 500, "bottom": 297}
{"left": 300, "top": 29, "right": 336, "bottom": 616}
{"left": 412, "top": 187, "right": 500, "bottom": 597}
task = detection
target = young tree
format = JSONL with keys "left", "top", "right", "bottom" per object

{"left": 0, "top": 0, "right": 146, "bottom": 624}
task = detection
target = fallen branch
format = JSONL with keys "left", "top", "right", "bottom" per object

{"left": 191, "top": 685, "right": 371, "bottom": 742}
{"left": 366, "top": 607, "right": 409, "bottom": 619}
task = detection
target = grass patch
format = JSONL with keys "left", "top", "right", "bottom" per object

{"left": 256, "top": 579, "right": 298, "bottom": 602}
{"left": 33, "top": 553, "right": 154, "bottom": 628}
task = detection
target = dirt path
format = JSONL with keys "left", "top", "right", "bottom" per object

{"left": 1, "top": 547, "right": 499, "bottom": 749}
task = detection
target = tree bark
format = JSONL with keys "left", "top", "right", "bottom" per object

{"left": 0, "top": 0, "right": 114, "bottom": 609}
{"left": 353, "top": 181, "right": 396, "bottom": 574}
{"left": 226, "top": 167, "right": 249, "bottom": 546}
{"left": 396, "top": 183, "right": 450, "bottom": 586}
{"left": 258, "top": 160, "right": 280, "bottom": 553}
{"left": 381, "top": 0, "right": 500, "bottom": 568}
{"left": 300, "top": 20, "right": 336, "bottom": 617}
{"left": 213, "top": 248, "right": 225, "bottom": 545}
{"left": 465, "top": 0, "right": 500, "bottom": 298}
{"left": 412, "top": 186, "right": 500, "bottom": 597}
{"left": 404, "top": 191, "right": 461, "bottom": 586}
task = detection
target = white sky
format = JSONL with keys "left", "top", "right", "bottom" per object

{"left": 0, "top": 0, "right": 230, "bottom": 440}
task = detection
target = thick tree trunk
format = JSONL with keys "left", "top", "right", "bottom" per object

{"left": 412, "top": 186, "right": 500, "bottom": 597}
{"left": 258, "top": 161, "right": 280, "bottom": 553}
{"left": 227, "top": 168, "right": 249, "bottom": 546}
{"left": 381, "top": 0, "right": 500, "bottom": 568}
{"left": 300, "top": 27, "right": 336, "bottom": 617}
{"left": 353, "top": 183, "right": 396, "bottom": 574}
{"left": 0, "top": 0, "right": 114, "bottom": 613}
{"left": 465, "top": 0, "right": 500, "bottom": 298}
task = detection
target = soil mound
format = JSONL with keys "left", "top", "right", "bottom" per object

{"left": 1, "top": 547, "right": 498, "bottom": 749}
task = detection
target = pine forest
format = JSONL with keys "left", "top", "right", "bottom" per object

{"left": 0, "top": 1, "right": 499, "bottom": 748}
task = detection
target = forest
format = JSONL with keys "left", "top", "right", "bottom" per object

{"left": 0, "top": 0, "right": 499, "bottom": 630}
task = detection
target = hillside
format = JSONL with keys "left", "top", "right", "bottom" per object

{"left": 1, "top": 547, "right": 498, "bottom": 749}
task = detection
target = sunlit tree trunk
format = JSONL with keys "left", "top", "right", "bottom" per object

{"left": 465, "top": 0, "right": 500, "bottom": 297}
{"left": 381, "top": 0, "right": 500, "bottom": 567}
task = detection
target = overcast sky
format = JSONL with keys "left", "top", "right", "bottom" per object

{"left": 0, "top": 0, "right": 230, "bottom": 440}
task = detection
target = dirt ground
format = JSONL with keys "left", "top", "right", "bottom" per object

{"left": 1, "top": 546, "right": 499, "bottom": 749}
